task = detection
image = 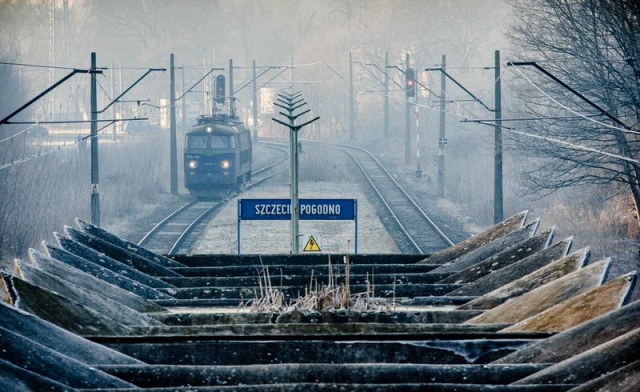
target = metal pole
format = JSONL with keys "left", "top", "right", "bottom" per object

{"left": 170, "top": 54, "right": 178, "bottom": 195}
{"left": 90, "top": 52, "right": 100, "bottom": 226}
{"left": 290, "top": 56, "right": 294, "bottom": 91}
{"left": 49, "top": 0, "right": 55, "bottom": 119}
{"left": 210, "top": 61, "right": 215, "bottom": 114}
{"left": 405, "top": 53, "right": 411, "bottom": 165}
{"left": 416, "top": 106, "right": 422, "bottom": 178}
{"left": 494, "top": 50, "right": 503, "bottom": 223}
{"left": 384, "top": 51, "right": 389, "bottom": 138}
{"left": 289, "top": 56, "right": 300, "bottom": 254}
{"left": 229, "top": 59, "right": 235, "bottom": 118}
{"left": 290, "top": 57, "right": 299, "bottom": 254}
{"left": 111, "top": 62, "right": 116, "bottom": 140}
{"left": 292, "top": 127, "right": 299, "bottom": 254}
{"left": 118, "top": 62, "right": 122, "bottom": 131}
{"left": 437, "top": 55, "right": 446, "bottom": 198}
{"left": 181, "top": 64, "right": 186, "bottom": 131}
{"left": 203, "top": 60, "right": 207, "bottom": 114}
{"left": 349, "top": 51, "right": 355, "bottom": 140}
{"left": 252, "top": 60, "right": 259, "bottom": 141}
{"left": 272, "top": 91, "right": 319, "bottom": 254}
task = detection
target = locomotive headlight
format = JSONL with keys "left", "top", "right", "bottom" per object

{"left": 205, "top": 126, "right": 213, "bottom": 133}
{"left": 187, "top": 159, "right": 198, "bottom": 169}
{"left": 220, "top": 159, "right": 231, "bottom": 169}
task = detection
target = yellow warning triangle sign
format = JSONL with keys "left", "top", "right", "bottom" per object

{"left": 303, "top": 236, "right": 321, "bottom": 252}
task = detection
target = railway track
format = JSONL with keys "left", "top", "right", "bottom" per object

{"left": 138, "top": 143, "right": 288, "bottom": 255}
{"left": 342, "top": 145, "right": 455, "bottom": 254}
{"left": 262, "top": 138, "right": 455, "bottom": 255}
{"left": 140, "top": 138, "right": 455, "bottom": 256}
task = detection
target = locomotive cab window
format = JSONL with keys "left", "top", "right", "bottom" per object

{"left": 210, "top": 135, "right": 234, "bottom": 149}
{"left": 186, "top": 134, "right": 234, "bottom": 149}
{"left": 187, "top": 135, "right": 208, "bottom": 149}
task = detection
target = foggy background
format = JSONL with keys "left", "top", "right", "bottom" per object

{"left": 1, "top": 0, "right": 638, "bottom": 284}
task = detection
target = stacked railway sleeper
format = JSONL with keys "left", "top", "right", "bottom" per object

{"left": 1, "top": 212, "right": 639, "bottom": 391}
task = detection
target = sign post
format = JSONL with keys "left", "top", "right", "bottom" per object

{"left": 272, "top": 91, "right": 319, "bottom": 254}
{"left": 238, "top": 198, "right": 357, "bottom": 254}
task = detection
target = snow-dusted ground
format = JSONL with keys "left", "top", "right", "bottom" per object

{"left": 193, "top": 181, "right": 399, "bottom": 255}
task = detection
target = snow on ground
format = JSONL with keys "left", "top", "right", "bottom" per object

{"left": 194, "top": 181, "right": 399, "bottom": 254}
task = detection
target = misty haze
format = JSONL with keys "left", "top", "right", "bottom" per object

{"left": 3, "top": 1, "right": 640, "bottom": 390}
{"left": 2, "top": 0, "right": 638, "bottom": 278}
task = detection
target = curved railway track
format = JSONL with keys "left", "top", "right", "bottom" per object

{"left": 138, "top": 143, "right": 288, "bottom": 255}
{"left": 140, "top": 138, "right": 456, "bottom": 256}
{"left": 342, "top": 145, "right": 454, "bottom": 254}
{"left": 261, "top": 139, "right": 455, "bottom": 254}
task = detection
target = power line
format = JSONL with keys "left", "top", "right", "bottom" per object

{"left": 468, "top": 112, "right": 640, "bottom": 165}
{"left": 505, "top": 126, "right": 639, "bottom": 164}
{"left": 0, "top": 61, "right": 77, "bottom": 70}
{"left": 507, "top": 63, "right": 640, "bottom": 136}
{"left": 0, "top": 123, "right": 116, "bottom": 171}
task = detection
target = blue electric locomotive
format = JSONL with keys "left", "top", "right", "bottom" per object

{"left": 184, "top": 114, "right": 252, "bottom": 198}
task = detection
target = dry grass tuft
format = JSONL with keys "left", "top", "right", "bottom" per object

{"left": 241, "top": 253, "right": 396, "bottom": 313}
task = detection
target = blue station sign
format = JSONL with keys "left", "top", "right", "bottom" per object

{"left": 239, "top": 198, "right": 357, "bottom": 221}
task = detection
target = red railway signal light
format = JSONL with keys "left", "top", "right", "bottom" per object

{"left": 405, "top": 67, "right": 416, "bottom": 97}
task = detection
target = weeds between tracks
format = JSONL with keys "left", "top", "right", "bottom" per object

{"left": 240, "top": 253, "right": 396, "bottom": 313}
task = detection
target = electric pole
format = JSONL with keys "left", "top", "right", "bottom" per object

{"left": 494, "top": 50, "right": 503, "bottom": 223}
{"left": 90, "top": 52, "right": 100, "bottom": 226}
{"left": 384, "top": 52, "right": 389, "bottom": 138}
{"left": 405, "top": 53, "right": 411, "bottom": 165}
{"left": 252, "top": 60, "right": 259, "bottom": 141}
{"left": 181, "top": 65, "right": 187, "bottom": 132}
{"left": 170, "top": 54, "right": 178, "bottom": 195}
{"left": 229, "top": 59, "right": 235, "bottom": 117}
{"left": 349, "top": 51, "right": 355, "bottom": 140}
{"left": 437, "top": 55, "right": 447, "bottom": 198}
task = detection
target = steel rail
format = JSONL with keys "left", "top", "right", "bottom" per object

{"left": 168, "top": 174, "right": 276, "bottom": 255}
{"left": 262, "top": 137, "right": 455, "bottom": 253}
{"left": 343, "top": 148, "right": 423, "bottom": 253}
{"left": 342, "top": 144, "right": 455, "bottom": 247}
{"left": 138, "top": 143, "right": 288, "bottom": 254}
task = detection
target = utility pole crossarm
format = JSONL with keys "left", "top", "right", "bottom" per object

{"left": 384, "top": 65, "right": 413, "bottom": 90}
{"left": 426, "top": 67, "right": 493, "bottom": 112}
{"left": 82, "top": 119, "right": 119, "bottom": 140}
{"left": 1, "top": 68, "right": 100, "bottom": 125}
{"left": 177, "top": 67, "right": 223, "bottom": 101}
{"left": 507, "top": 61, "right": 633, "bottom": 130}
{"left": 99, "top": 68, "right": 166, "bottom": 113}
{"left": 258, "top": 67, "right": 290, "bottom": 90}
{"left": 235, "top": 66, "right": 284, "bottom": 93}
{"left": 355, "top": 62, "right": 385, "bottom": 84}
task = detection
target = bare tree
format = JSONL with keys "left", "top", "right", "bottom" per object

{"left": 508, "top": 0, "right": 640, "bottom": 230}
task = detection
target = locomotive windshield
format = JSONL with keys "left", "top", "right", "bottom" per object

{"left": 211, "top": 135, "right": 234, "bottom": 148}
{"left": 187, "top": 135, "right": 207, "bottom": 149}
{"left": 187, "top": 134, "right": 234, "bottom": 149}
